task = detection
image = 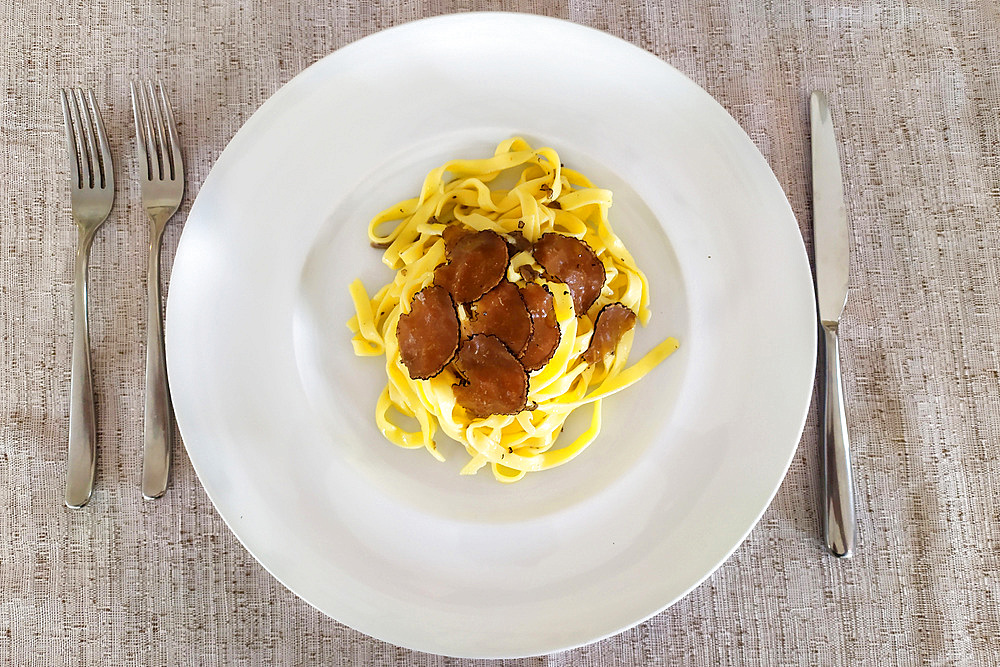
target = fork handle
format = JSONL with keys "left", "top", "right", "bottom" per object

{"left": 67, "top": 229, "right": 97, "bottom": 508}
{"left": 142, "top": 230, "right": 172, "bottom": 499}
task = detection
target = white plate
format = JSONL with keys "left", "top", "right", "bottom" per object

{"left": 166, "top": 13, "right": 816, "bottom": 658}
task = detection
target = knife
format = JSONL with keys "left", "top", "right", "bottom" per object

{"left": 810, "top": 91, "right": 856, "bottom": 558}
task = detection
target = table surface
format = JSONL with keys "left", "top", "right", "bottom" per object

{"left": 3, "top": 1, "right": 999, "bottom": 664}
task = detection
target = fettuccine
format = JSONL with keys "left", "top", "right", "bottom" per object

{"left": 347, "top": 138, "right": 678, "bottom": 483}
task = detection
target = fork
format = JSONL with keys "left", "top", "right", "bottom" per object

{"left": 60, "top": 88, "right": 115, "bottom": 508}
{"left": 130, "top": 80, "right": 184, "bottom": 499}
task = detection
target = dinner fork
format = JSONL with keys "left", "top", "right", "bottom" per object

{"left": 60, "top": 88, "right": 115, "bottom": 508}
{"left": 131, "top": 80, "right": 184, "bottom": 499}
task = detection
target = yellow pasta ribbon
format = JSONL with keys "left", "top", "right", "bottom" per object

{"left": 348, "top": 139, "right": 678, "bottom": 482}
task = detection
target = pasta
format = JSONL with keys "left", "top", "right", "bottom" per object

{"left": 347, "top": 138, "right": 678, "bottom": 483}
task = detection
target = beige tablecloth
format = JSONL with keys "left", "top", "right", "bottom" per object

{"left": 3, "top": 1, "right": 999, "bottom": 664}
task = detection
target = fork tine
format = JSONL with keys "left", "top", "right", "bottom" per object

{"left": 146, "top": 80, "right": 169, "bottom": 181}
{"left": 156, "top": 81, "right": 183, "bottom": 182}
{"left": 73, "top": 89, "right": 100, "bottom": 190}
{"left": 130, "top": 81, "right": 151, "bottom": 181}
{"left": 85, "top": 89, "right": 114, "bottom": 191}
{"left": 66, "top": 89, "right": 92, "bottom": 189}
{"left": 136, "top": 80, "right": 160, "bottom": 180}
{"left": 60, "top": 89, "right": 82, "bottom": 190}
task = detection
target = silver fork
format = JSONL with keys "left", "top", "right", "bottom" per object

{"left": 60, "top": 88, "right": 115, "bottom": 508}
{"left": 130, "top": 80, "right": 184, "bottom": 499}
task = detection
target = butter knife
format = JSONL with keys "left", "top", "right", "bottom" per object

{"left": 810, "top": 91, "right": 856, "bottom": 558}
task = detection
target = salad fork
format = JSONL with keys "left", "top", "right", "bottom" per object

{"left": 60, "top": 88, "right": 115, "bottom": 508}
{"left": 130, "top": 80, "right": 184, "bottom": 499}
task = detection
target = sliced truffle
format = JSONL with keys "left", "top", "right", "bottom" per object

{"left": 518, "top": 283, "right": 561, "bottom": 372}
{"left": 395, "top": 285, "right": 460, "bottom": 380}
{"left": 516, "top": 264, "right": 540, "bottom": 283}
{"left": 532, "top": 233, "right": 606, "bottom": 315}
{"left": 434, "top": 229, "right": 508, "bottom": 303}
{"left": 505, "top": 230, "right": 532, "bottom": 257}
{"left": 441, "top": 223, "right": 472, "bottom": 253}
{"left": 582, "top": 303, "right": 637, "bottom": 364}
{"left": 453, "top": 334, "right": 529, "bottom": 418}
{"left": 467, "top": 281, "right": 533, "bottom": 356}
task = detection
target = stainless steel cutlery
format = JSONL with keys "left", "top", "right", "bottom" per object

{"left": 130, "top": 81, "right": 185, "bottom": 500}
{"left": 59, "top": 81, "right": 183, "bottom": 505}
{"left": 60, "top": 88, "right": 115, "bottom": 509}
{"left": 810, "top": 91, "right": 856, "bottom": 557}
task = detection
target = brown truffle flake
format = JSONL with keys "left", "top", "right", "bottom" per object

{"left": 505, "top": 230, "right": 532, "bottom": 257}
{"left": 395, "top": 285, "right": 460, "bottom": 380}
{"left": 517, "top": 264, "right": 540, "bottom": 283}
{"left": 582, "top": 303, "right": 637, "bottom": 364}
{"left": 532, "top": 233, "right": 606, "bottom": 315}
{"left": 518, "top": 283, "right": 561, "bottom": 372}
{"left": 453, "top": 334, "right": 529, "bottom": 418}
{"left": 434, "top": 229, "right": 508, "bottom": 303}
{"left": 441, "top": 223, "right": 472, "bottom": 253}
{"left": 467, "top": 281, "right": 533, "bottom": 356}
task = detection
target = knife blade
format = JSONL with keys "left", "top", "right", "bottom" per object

{"left": 810, "top": 91, "right": 856, "bottom": 558}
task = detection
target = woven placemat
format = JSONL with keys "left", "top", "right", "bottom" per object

{"left": 2, "top": 1, "right": 998, "bottom": 663}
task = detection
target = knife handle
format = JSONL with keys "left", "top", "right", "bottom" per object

{"left": 822, "top": 324, "right": 856, "bottom": 557}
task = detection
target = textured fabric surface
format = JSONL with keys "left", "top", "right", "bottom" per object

{"left": 3, "top": 1, "right": 999, "bottom": 664}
